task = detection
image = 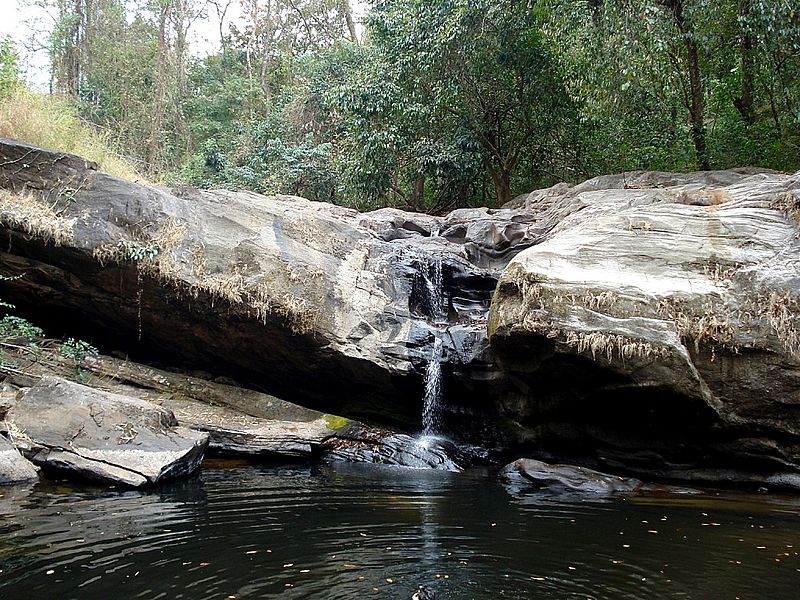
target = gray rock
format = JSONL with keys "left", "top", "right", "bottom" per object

{"left": 156, "top": 396, "right": 337, "bottom": 458}
{"left": 501, "top": 458, "right": 643, "bottom": 494}
{"left": 6, "top": 377, "right": 208, "bottom": 487}
{"left": 320, "top": 424, "right": 467, "bottom": 472}
{"left": 0, "top": 434, "right": 39, "bottom": 484}
{"left": 0, "top": 138, "right": 507, "bottom": 430}
{"left": 489, "top": 170, "right": 800, "bottom": 483}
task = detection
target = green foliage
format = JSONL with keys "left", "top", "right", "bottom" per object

{"left": 15, "top": 0, "right": 800, "bottom": 211}
{"left": 0, "top": 316, "right": 44, "bottom": 346}
{"left": 117, "top": 239, "right": 159, "bottom": 262}
{"left": 0, "top": 37, "right": 21, "bottom": 98}
{"left": 60, "top": 338, "right": 99, "bottom": 381}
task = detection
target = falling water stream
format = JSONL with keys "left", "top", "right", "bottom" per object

{"left": 422, "top": 336, "right": 444, "bottom": 436}
{"left": 419, "top": 255, "right": 448, "bottom": 440}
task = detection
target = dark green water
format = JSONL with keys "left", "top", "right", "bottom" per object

{"left": 1, "top": 461, "right": 799, "bottom": 599}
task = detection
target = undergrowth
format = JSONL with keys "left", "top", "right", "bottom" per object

{"left": 0, "top": 89, "right": 141, "bottom": 181}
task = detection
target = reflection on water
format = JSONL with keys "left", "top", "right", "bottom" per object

{"left": 0, "top": 462, "right": 799, "bottom": 599}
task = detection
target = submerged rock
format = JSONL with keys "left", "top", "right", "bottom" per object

{"left": 0, "top": 434, "right": 39, "bottom": 484}
{"left": 501, "top": 458, "right": 643, "bottom": 494}
{"left": 6, "top": 377, "right": 208, "bottom": 487}
{"left": 320, "top": 424, "right": 469, "bottom": 472}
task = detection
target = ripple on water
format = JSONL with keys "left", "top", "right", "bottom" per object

{"left": 1, "top": 463, "right": 799, "bottom": 599}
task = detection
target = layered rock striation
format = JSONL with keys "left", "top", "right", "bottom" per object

{"left": 2, "top": 137, "right": 800, "bottom": 487}
{"left": 490, "top": 170, "right": 800, "bottom": 485}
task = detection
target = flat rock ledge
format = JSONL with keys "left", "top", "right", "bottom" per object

{"left": 0, "top": 434, "right": 39, "bottom": 484}
{"left": 6, "top": 377, "right": 209, "bottom": 487}
{"left": 501, "top": 458, "right": 644, "bottom": 494}
{"left": 1, "top": 346, "right": 477, "bottom": 472}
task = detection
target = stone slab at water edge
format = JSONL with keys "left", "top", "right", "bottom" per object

{"left": 0, "top": 434, "right": 39, "bottom": 484}
{"left": 5, "top": 377, "right": 209, "bottom": 487}
{"left": 501, "top": 458, "right": 644, "bottom": 495}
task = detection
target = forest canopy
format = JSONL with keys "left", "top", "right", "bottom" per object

{"left": 1, "top": 0, "right": 798, "bottom": 212}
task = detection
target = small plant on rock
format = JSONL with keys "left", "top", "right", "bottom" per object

{"left": 60, "top": 338, "right": 99, "bottom": 382}
{"left": 0, "top": 315, "right": 44, "bottom": 346}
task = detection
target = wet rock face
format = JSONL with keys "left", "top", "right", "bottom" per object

{"left": 319, "top": 424, "right": 486, "bottom": 472}
{"left": 490, "top": 170, "right": 800, "bottom": 482}
{"left": 501, "top": 458, "right": 643, "bottom": 495}
{"left": 6, "top": 377, "right": 209, "bottom": 487}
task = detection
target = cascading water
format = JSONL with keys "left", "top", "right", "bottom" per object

{"left": 422, "top": 257, "right": 447, "bottom": 324}
{"left": 419, "top": 255, "right": 447, "bottom": 439}
{"left": 422, "top": 336, "right": 443, "bottom": 436}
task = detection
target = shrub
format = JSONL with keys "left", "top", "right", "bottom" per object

{"left": 0, "top": 88, "right": 142, "bottom": 181}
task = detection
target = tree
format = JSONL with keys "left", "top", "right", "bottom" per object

{"left": 0, "top": 38, "right": 21, "bottom": 98}
{"left": 367, "top": 0, "right": 576, "bottom": 205}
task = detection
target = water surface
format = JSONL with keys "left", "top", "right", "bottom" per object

{"left": 1, "top": 461, "right": 798, "bottom": 599}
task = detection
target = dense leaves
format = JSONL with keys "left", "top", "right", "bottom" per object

{"left": 16, "top": 0, "right": 800, "bottom": 210}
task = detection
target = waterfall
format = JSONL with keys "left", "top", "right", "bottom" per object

{"left": 422, "top": 336, "right": 443, "bottom": 436}
{"left": 419, "top": 254, "right": 447, "bottom": 438}
{"left": 422, "top": 257, "right": 447, "bottom": 325}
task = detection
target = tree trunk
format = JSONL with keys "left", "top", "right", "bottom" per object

{"left": 410, "top": 174, "right": 425, "bottom": 212}
{"left": 663, "top": 0, "right": 710, "bottom": 170}
{"left": 147, "top": 0, "right": 171, "bottom": 174}
{"left": 341, "top": 0, "right": 358, "bottom": 43}
{"left": 490, "top": 167, "right": 512, "bottom": 206}
{"left": 733, "top": 0, "right": 755, "bottom": 126}
{"left": 61, "top": 0, "right": 84, "bottom": 97}
{"left": 172, "top": 0, "right": 191, "bottom": 162}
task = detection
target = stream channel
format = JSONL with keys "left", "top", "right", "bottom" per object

{"left": 1, "top": 460, "right": 799, "bottom": 599}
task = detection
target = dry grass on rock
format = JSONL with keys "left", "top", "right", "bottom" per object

{"left": 0, "top": 90, "right": 141, "bottom": 181}
{"left": 0, "top": 189, "right": 74, "bottom": 246}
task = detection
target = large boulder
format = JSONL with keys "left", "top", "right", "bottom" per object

{"left": 489, "top": 170, "right": 800, "bottom": 485}
{"left": 0, "top": 138, "right": 519, "bottom": 434}
{"left": 1, "top": 344, "right": 479, "bottom": 470}
{"left": 6, "top": 377, "right": 209, "bottom": 486}
{"left": 0, "top": 434, "right": 38, "bottom": 484}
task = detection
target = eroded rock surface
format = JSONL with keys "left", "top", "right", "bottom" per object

{"left": 6, "top": 377, "right": 209, "bottom": 486}
{"left": 320, "top": 424, "right": 469, "bottom": 472}
{"left": 501, "top": 458, "right": 643, "bottom": 494}
{"left": 490, "top": 170, "right": 800, "bottom": 484}
{"left": 3, "top": 138, "right": 800, "bottom": 487}
{"left": 0, "top": 434, "right": 38, "bottom": 484}
{"left": 0, "top": 138, "right": 513, "bottom": 434}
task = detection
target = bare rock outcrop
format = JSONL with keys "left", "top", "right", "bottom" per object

{"left": 6, "top": 377, "right": 209, "bottom": 486}
{"left": 0, "top": 434, "right": 38, "bottom": 484}
{"left": 490, "top": 170, "right": 800, "bottom": 485}
{"left": 0, "top": 138, "right": 516, "bottom": 432}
